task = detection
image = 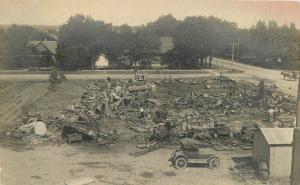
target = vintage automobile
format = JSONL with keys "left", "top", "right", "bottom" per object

{"left": 169, "top": 138, "right": 220, "bottom": 169}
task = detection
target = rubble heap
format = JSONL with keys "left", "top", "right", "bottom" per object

{"left": 4, "top": 77, "right": 296, "bottom": 151}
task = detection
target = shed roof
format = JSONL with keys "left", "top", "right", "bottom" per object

{"left": 260, "top": 128, "right": 294, "bottom": 145}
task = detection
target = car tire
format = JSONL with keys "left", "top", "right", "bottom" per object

{"left": 208, "top": 157, "right": 220, "bottom": 169}
{"left": 175, "top": 157, "right": 187, "bottom": 169}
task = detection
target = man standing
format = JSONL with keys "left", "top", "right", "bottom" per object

{"left": 268, "top": 108, "right": 276, "bottom": 124}
{"left": 140, "top": 107, "right": 145, "bottom": 119}
{"left": 258, "top": 80, "right": 265, "bottom": 99}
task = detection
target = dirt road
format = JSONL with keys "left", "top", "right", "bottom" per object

{"left": 0, "top": 73, "right": 212, "bottom": 81}
{"left": 212, "top": 58, "right": 298, "bottom": 96}
{"left": 0, "top": 143, "right": 267, "bottom": 185}
{"left": 0, "top": 60, "right": 297, "bottom": 96}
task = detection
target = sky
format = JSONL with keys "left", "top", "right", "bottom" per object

{"left": 0, "top": 0, "right": 299, "bottom": 28}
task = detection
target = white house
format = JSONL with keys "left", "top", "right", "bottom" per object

{"left": 95, "top": 55, "right": 109, "bottom": 69}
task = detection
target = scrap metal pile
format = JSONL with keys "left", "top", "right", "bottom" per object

{"left": 4, "top": 77, "right": 296, "bottom": 151}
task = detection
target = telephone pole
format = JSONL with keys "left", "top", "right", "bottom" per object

{"left": 231, "top": 43, "right": 235, "bottom": 72}
{"left": 291, "top": 42, "right": 300, "bottom": 185}
{"left": 291, "top": 76, "right": 300, "bottom": 185}
{"left": 297, "top": 78, "right": 300, "bottom": 127}
{"left": 237, "top": 38, "right": 240, "bottom": 62}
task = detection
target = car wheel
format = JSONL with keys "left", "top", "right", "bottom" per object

{"left": 175, "top": 157, "right": 187, "bottom": 169}
{"left": 208, "top": 157, "right": 220, "bottom": 169}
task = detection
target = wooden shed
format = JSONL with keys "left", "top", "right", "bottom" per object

{"left": 253, "top": 128, "right": 293, "bottom": 177}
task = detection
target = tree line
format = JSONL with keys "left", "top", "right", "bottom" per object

{"left": 0, "top": 14, "right": 299, "bottom": 70}
{"left": 239, "top": 20, "right": 300, "bottom": 69}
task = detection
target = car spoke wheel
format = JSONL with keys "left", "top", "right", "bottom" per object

{"left": 175, "top": 157, "right": 187, "bottom": 169}
{"left": 209, "top": 158, "right": 220, "bottom": 169}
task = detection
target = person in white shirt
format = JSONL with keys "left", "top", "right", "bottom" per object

{"left": 268, "top": 108, "right": 276, "bottom": 124}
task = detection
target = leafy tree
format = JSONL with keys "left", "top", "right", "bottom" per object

{"left": 207, "top": 16, "right": 238, "bottom": 58}
{"left": 162, "top": 49, "right": 184, "bottom": 69}
{"left": 4, "top": 25, "right": 47, "bottom": 69}
{"left": 104, "top": 24, "right": 160, "bottom": 69}
{"left": 172, "top": 16, "right": 210, "bottom": 68}
{"left": 104, "top": 24, "right": 135, "bottom": 68}
{"left": 146, "top": 14, "right": 180, "bottom": 37}
{"left": 239, "top": 20, "right": 300, "bottom": 69}
{"left": 165, "top": 16, "right": 237, "bottom": 69}
{"left": 58, "top": 14, "right": 113, "bottom": 70}
{"left": 126, "top": 27, "right": 160, "bottom": 69}
{"left": 0, "top": 28, "right": 6, "bottom": 69}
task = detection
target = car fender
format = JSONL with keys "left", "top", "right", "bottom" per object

{"left": 170, "top": 150, "right": 186, "bottom": 161}
{"left": 172, "top": 151, "right": 187, "bottom": 161}
{"left": 174, "top": 154, "right": 187, "bottom": 160}
{"left": 207, "top": 155, "right": 220, "bottom": 163}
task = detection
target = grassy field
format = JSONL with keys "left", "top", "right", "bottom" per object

{"left": 0, "top": 80, "right": 88, "bottom": 132}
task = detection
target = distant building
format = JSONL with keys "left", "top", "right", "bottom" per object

{"left": 27, "top": 40, "right": 57, "bottom": 67}
{"left": 159, "top": 36, "right": 174, "bottom": 53}
{"left": 47, "top": 33, "right": 58, "bottom": 41}
{"left": 253, "top": 128, "right": 293, "bottom": 177}
{"left": 27, "top": 40, "right": 57, "bottom": 55}
{"left": 95, "top": 55, "right": 109, "bottom": 69}
{"left": 151, "top": 36, "right": 174, "bottom": 69}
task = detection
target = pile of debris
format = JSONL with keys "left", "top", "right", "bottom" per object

{"left": 3, "top": 77, "right": 296, "bottom": 152}
{"left": 6, "top": 112, "right": 49, "bottom": 146}
{"left": 4, "top": 79, "right": 159, "bottom": 147}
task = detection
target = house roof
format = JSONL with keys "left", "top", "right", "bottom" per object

{"left": 27, "top": 40, "right": 57, "bottom": 54}
{"left": 260, "top": 128, "right": 294, "bottom": 145}
{"left": 27, "top": 41, "right": 40, "bottom": 47}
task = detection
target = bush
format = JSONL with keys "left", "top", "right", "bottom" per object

{"left": 48, "top": 69, "right": 66, "bottom": 91}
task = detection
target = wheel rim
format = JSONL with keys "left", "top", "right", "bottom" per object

{"left": 210, "top": 158, "right": 220, "bottom": 169}
{"left": 176, "top": 158, "right": 187, "bottom": 168}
